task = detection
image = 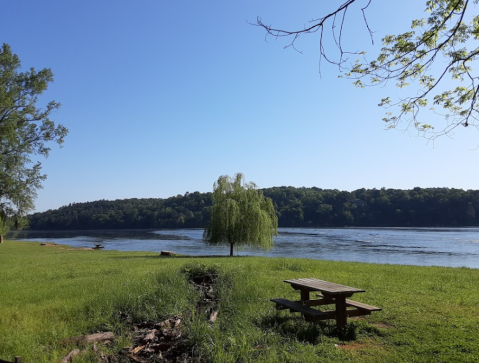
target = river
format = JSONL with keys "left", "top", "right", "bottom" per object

{"left": 7, "top": 227, "right": 479, "bottom": 269}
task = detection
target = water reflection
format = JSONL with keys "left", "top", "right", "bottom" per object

{"left": 7, "top": 227, "right": 479, "bottom": 269}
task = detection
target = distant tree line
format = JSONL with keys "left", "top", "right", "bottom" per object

{"left": 28, "top": 191, "right": 212, "bottom": 230}
{"left": 27, "top": 187, "right": 479, "bottom": 230}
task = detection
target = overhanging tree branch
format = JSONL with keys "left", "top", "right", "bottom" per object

{"left": 254, "top": 0, "right": 479, "bottom": 139}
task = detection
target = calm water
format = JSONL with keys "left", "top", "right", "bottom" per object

{"left": 7, "top": 227, "right": 479, "bottom": 269}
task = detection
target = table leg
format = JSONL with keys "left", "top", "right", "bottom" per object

{"left": 335, "top": 297, "right": 347, "bottom": 330}
{"left": 300, "top": 289, "right": 309, "bottom": 304}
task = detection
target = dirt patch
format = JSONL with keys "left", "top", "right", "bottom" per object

{"left": 349, "top": 317, "right": 392, "bottom": 329}
{"left": 61, "top": 318, "right": 193, "bottom": 362}
{"left": 372, "top": 322, "right": 392, "bottom": 329}
{"left": 337, "top": 342, "right": 367, "bottom": 351}
{"left": 116, "top": 316, "right": 193, "bottom": 362}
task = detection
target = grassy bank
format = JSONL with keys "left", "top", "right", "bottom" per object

{"left": 0, "top": 241, "right": 478, "bottom": 362}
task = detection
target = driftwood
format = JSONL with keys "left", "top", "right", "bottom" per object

{"left": 60, "top": 349, "right": 80, "bottom": 363}
{"left": 60, "top": 333, "right": 114, "bottom": 362}
{"left": 82, "top": 332, "right": 114, "bottom": 344}
{"left": 121, "top": 317, "right": 183, "bottom": 361}
{"left": 63, "top": 331, "right": 114, "bottom": 346}
{"left": 209, "top": 310, "right": 219, "bottom": 322}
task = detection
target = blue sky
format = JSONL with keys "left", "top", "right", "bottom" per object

{"left": 2, "top": 0, "right": 478, "bottom": 212}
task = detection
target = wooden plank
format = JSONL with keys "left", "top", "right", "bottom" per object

{"left": 284, "top": 278, "right": 365, "bottom": 295}
{"left": 345, "top": 299, "right": 381, "bottom": 312}
{"left": 271, "top": 298, "right": 323, "bottom": 315}
{"left": 300, "top": 289, "right": 310, "bottom": 302}
{"left": 270, "top": 298, "right": 334, "bottom": 320}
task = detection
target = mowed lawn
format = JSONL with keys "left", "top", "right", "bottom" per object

{"left": 1, "top": 240, "right": 478, "bottom": 362}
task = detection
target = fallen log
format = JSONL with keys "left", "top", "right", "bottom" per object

{"left": 82, "top": 332, "right": 114, "bottom": 344}
{"left": 60, "top": 349, "right": 80, "bottom": 363}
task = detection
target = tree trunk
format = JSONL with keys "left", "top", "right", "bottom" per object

{"left": 230, "top": 243, "right": 233, "bottom": 257}
{"left": 0, "top": 235, "right": 3, "bottom": 243}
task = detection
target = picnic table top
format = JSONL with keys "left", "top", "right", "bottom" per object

{"left": 284, "top": 278, "right": 365, "bottom": 295}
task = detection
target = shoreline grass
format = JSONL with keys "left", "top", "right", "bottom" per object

{"left": 1, "top": 240, "right": 478, "bottom": 362}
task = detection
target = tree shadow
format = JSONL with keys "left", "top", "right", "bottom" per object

{"left": 257, "top": 313, "right": 328, "bottom": 344}
{"left": 257, "top": 311, "right": 358, "bottom": 342}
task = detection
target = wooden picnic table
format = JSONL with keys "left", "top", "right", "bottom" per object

{"left": 271, "top": 278, "right": 381, "bottom": 330}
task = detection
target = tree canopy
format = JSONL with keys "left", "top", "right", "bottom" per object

{"left": 24, "top": 186, "right": 479, "bottom": 231}
{"left": 203, "top": 173, "right": 278, "bottom": 257}
{"left": 0, "top": 43, "right": 67, "bottom": 241}
{"left": 255, "top": 0, "right": 479, "bottom": 139}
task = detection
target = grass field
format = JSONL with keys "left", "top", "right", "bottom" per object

{"left": 1, "top": 240, "right": 478, "bottom": 362}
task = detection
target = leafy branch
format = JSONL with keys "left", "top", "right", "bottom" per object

{"left": 255, "top": 0, "right": 479, "bottom": 139}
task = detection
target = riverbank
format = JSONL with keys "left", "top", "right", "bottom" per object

{"left": 1, "top": 240, "right": 478, "bottom": 362}
{"left": 8, "top": 227, "right": 479, "bottom": 269}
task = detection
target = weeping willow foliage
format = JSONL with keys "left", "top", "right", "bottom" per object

{"left": 203, "top": 173, "right": 278, "bottom": 256}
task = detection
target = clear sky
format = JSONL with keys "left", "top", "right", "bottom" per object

{"left": 2, "top": 0, "right": 478, "bottom": 213}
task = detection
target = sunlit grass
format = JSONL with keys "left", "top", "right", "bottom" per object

{"left": 1, "top": 240, "right": 479, "bottom": 362}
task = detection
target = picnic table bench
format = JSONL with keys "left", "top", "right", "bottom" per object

{"left": 0, "top": 357, "right": 22, "bottom": 363}
{"left": 271, "top": 278, "right": 381, "bottom": 329}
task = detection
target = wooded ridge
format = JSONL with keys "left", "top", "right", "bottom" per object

{"left": 27, "top": 187, "right": 479, "bottom": 230}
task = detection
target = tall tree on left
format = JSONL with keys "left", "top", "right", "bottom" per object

{"left": 0, "top": 44, "right": 68, "bottom": 242}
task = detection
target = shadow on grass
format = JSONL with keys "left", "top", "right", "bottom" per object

{"left": 258, "top": 312, "right": 359, "bottom": 343}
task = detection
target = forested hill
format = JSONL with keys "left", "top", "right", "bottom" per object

{"left": 27, "top": 187, "right": 479, "bottom": 230}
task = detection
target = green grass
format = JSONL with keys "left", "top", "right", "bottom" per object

{"left": 1, "top": 240, "right": 478, "bottom": 362}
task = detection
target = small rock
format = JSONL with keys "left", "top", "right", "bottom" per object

{"left": 160, "top": 250, "right": 176, "bottom": 256}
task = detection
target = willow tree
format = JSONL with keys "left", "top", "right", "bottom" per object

{"left": 203, "top": 173, "right": 278, "bottom": 257}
